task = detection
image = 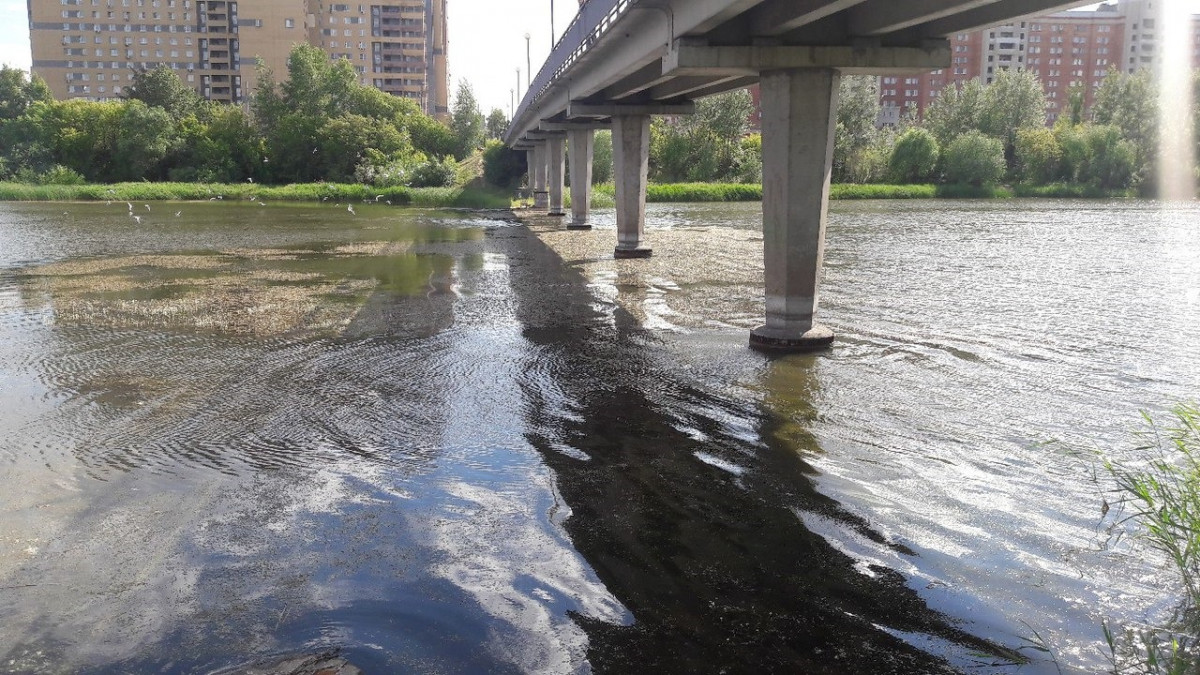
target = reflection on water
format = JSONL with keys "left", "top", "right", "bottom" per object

{"left": 0, "top": 200, "right": 1197, "bottom": 673}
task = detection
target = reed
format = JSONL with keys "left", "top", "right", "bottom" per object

{"left": 1101, "top": 402, "right": 1200, "bottom": 674}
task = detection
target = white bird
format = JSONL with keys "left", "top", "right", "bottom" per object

{"left": 209, "top": 197, "right": 217, "bottom": 201}
{"left": 257, "top": 201, "right": 266, "bottom": 206}
{"left": 247, "top": 177, "right": 253, "bottom": 183}
{"left": 174, "top": 211, "right": 182, "bottom": 217}
{"left": 106, "top": 200, "right": 112, "bottom": 206}
{"left": 347, "top": 204, "right": 356, "bottom": 215}
{"left": 126, "top": 202, "right": 133, "bottom": 212}
{"left": 144, "top": 204, "right": 150, "bottom": 212}
{"left": 375, "top": 194, "right": 384, "bottom": 201}
{"left": 131, "top": 215, "right": 142, "bottom": 224}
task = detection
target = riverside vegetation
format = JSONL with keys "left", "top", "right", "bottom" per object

{"left": 1099, "top": 403, "right": 1200, "bottom": 674}
{"left": 0, "top": 54, "right": 1195, "bottom": 202}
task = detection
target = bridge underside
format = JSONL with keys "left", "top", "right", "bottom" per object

{"left": 509, "top": 0, "right": 1089, "bottom": 351}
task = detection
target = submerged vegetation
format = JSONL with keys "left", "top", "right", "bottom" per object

{"left": 1101, "top": 403, "right": 1200, "bottom": 673}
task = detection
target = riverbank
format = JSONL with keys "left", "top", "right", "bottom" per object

{"left": 591, "top": 182, "right": 1137, "bottom": 202}
{"left": 0, "top": 182, "right": 513, "bottom": 209}
{"left": 0, "top": 181, "right": 1137, "bottom": 208}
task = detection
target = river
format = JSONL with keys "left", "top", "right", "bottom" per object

{"left": 0, "top": 199, "right": 1196, "bottom": 674}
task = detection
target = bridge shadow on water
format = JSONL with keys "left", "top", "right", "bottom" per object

{"left": 498, "top": 221, "right": 1020, "bottom": 674}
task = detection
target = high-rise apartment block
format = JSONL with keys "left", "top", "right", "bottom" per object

{"left": 27, "top": 0, "right": 449, "bottom": 118}
{"left": 879, "top": 0, "right": 1200, "bottom": 125}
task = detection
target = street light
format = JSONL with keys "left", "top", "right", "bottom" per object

{"left": 510, "top": 88, "right": 515, "bottom": 118}
{"left": 515, "top": 68, "right": 521, "bottom": 103}
{"left": 550, "top": 1, "right": 555, "bottom": 48}
{"left": 524, "top": 33, "right": 531, "bottom": 94}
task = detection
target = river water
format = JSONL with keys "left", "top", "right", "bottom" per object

{"left": 0, "top": 199, "right": 1196, "bottom": 674}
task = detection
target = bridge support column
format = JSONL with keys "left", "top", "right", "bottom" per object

{"left": 750, "top": 68, "right": 839, "bottom": 352}
{"left": 533, "top": 142, "right": 549, "bottom": 210}
{"left": 547, "top": 135, "right": 566, "bottom": 217}
{"left": 612, "top": 115, "right": 651, "bottom": 259}
{"left": 524, "top": 149, "right": 536, "bottom": 205}
{"left": 567, "top": 129, "right": 594, "bottom": 229}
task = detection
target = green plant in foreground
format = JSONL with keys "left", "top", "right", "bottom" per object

{"left": 1101, "top": 402, "right": 1200, "bottom": 674}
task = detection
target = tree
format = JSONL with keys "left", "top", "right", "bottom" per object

{"left": 887, "top": 128, "right": 939, "bottom": 183}
{"left": 124, "top": 65, "right": 202, "bottom": 119}
{"left": 943, "top": 132, "right": 1005, "bottom": 186}
{"left": 649, "top": 89, "right": 757, "bottom": 183}
{"left": 482, "top": 139, "right": 526, "bottom": 188}
{"left": 0, "top": 67, "right": 52, "bottom": 122}
{"left": 591, "top": 130, "right": 612, "bottom": 184}
{"left": 449, "top": 80, "right": 485, "bottom": 159}
{"left": 1092, "top": 69, "right": 1157, "bottom": 173}
{"left": 112, "top": 100, "right": 176, "bottom": 180}
{"left": 1014, "top": 127, "right": 1063, "bottom": 184}
{"left": 925, "top": 79, "right": 986, "bottom": 149}
{"left": 833, "top": 76, "right": 881, "bottom": 183}
{"left": 979, "top": 68, "right": 1047, "bottom": 170}
{"left": 485, "top": 108, "right": 508, "bottom": 140}
{"left": 1078, "top": 124, "right": 1137, "bottom": 189}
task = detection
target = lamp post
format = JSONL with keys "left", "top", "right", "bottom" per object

{"left": 515, "top": 68, "right": 521, "bottom": 102}
{"left": 550, "top": 1, "right": 555, "bottom": 47}
{"left": 524, "top": 33, "right": 531, "bottom": 94}
{"left": 510, "top": 88, "right": 514, "bottom": 118}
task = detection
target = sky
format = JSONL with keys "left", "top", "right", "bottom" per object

{"left": 1, "top": 0, "right": 1198, "bottom": 116}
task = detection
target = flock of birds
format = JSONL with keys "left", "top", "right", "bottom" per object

{"left": 92, "top": 186, "right": 397, "bottom": 224}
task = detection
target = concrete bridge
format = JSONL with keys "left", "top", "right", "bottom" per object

{"left": 505, "top": 0, "right": 1087, "bottom": 351}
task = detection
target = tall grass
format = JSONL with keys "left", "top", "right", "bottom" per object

{"left": 1101, "top": 402, "right": 1200, "bottom": 674}
{"left": 0, "top": 182, "right": 513, "bottom": 208}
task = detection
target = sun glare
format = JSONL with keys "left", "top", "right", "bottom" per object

{"left": 1158, "top": 0, "right": 1198, "bottom": 201}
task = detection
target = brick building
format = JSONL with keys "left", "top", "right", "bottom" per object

{"left": 877, "top": 0, "right": 1200, "bottom": 125}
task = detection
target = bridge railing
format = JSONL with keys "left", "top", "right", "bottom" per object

{"left": 507, "top": 0, "right": 636, "bottom": 142}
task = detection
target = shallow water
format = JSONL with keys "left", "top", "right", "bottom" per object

{"left": 0, "top": 199, "right": 1196, "bottom": 673}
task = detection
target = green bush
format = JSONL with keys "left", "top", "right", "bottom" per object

{"left": 944, "top": 132, "right": 1006, "bottom": 186}
{"left": 481, "top": 139, "right": 527, "bottom": 189}
{"left": 1014, "top": 127, "right": 1063, "bottom": 184}
{"left": 888, "top": 128, "right": 940, "bottom": 183}
{"left": 408, "top": 156, "right": 458, "bottom": 188}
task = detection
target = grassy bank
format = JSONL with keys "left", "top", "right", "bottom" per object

{"left": 0, "top": 182, "right": 514, "bottom": 209}
{"left": 588, "top": 182, "right": 1134, "bottom": 202}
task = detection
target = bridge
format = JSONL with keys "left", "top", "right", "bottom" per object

{"left": 505, "top": 0, "right": 1089, "bottom": 351}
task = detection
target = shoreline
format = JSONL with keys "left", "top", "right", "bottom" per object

{"left": 0, "top": 180, "right": 1138, "bottom": 207}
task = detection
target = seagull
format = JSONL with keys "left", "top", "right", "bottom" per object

{"left": 131, "top": 215, "right": 142, "bottom": 224}
{"left": 174, "top": 211, "right": 181, "bottom": 217}
{"left": 375, "top": 194, "right": 384, "bottom": 201}
{"left": 257, "top": 201, "right": 266, "bottom": 206}
{"left": 209, "top": 197, "right": 217, "bottom": 201}
{"left": 106, "top": 200, "right": 112, "bottom": 206}
{"left": 321, "top": 196, "right": 329, "bottom": 202}
{"left": 347, "top": 204, "right": 356, "bottom": 215}
{"left": 144, "top": 204, "right": 151, "bottom": 212}
{"left": 247, "top": 177, "right": 253, "bottom": 183}
{"left": 126, "top": 202, "right": 133, "bottom": 212}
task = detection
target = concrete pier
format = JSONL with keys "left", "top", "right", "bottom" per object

{"left": 547, "top": 136, "right": 566, "bottom": 217}
{"left": 532, "top": 143, "right": 549, "bottom": 211}
{"left": 750, "top": 69, "right": 839, "bottom": 352}
{"left": 567, "top": 129, "right": 594, "bottom": 229}
{"left": 611, "top": 115, "right": 652, "bottom": 259}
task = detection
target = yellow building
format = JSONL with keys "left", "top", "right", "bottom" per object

{"left": 27, "top": 0, "right": 449, "bottom": 118}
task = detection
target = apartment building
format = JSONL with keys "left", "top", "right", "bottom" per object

{"left": 879, "top": 0, "right": 1199, "bottom": 125}
{"left": 27, "top": 0, "right": 449, "bottom": 118}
